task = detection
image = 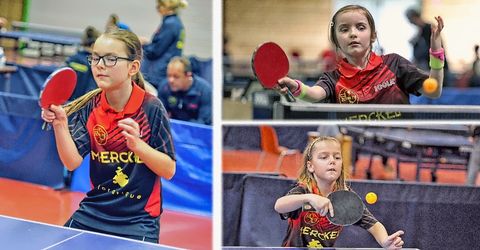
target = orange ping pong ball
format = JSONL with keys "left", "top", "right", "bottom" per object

{"left": 366, "top": 192, "right": 377, "bottom": 204}
{"left": 423, "top": 78, "right": 438, "bottom": 94}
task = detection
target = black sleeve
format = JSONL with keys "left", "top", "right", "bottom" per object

{"left": 279, "top": 184, "right": 307, "bottom": 220}
{"left": 314, "top": 72, "right": 339, "bottom": 103}
{"left": 385, "top": 53, "right": 428, "bottom": 96}
{"left": 69, "top": 107, "right": 91, "bottom": 158}
{"left": 347, "top": 188, "right": 379, "bottom": 229}
{"left": 148, "top": 98, "right": 176, "bottom": 161}
{"left": 354, "top": 205, "right": 379, "bottom": 230}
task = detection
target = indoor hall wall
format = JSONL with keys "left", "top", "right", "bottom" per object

{"left": 223, "top": 0, "right": 333, "bottom": 62}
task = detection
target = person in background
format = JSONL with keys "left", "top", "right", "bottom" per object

{"left": 65, "top": 26, "right": 100, "bottom": 100}
{"left": 105, "top": 14, "right": 131, "bottom": 32}
{"left": 141, "top": 0, "right": 188, "bottom": 88}
{"left": 0, "top": 17, "right": 8, "bottom": 32}
{"left": 405, "top": 8, "right": 452, "bottom": 86}
{"left": 157, "top": 56, "right": 211, "bottom": 125}
{"left": 469, "top": 45, "right": 480, "bottom": 87}
{"left": 467, "top": 126, "right": 480, "bottom": 185}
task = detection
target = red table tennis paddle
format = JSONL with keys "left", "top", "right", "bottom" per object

{"left": 326, "top": 190, "right": 364, "bottom": 226}
{"left": 251, "top": 42, "right": 296, "bottom": 102}
{"left": 39, "top": 67, "right": 77, "bottom": 130}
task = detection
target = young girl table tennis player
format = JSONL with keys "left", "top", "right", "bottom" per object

{"left": 275, "top": 136, "right": 404, "bottom": 249}
{"left": 41, "top": 29, "right": 175, "bottom": 243}
{"left": 276, "top": 5, "right": 445, "bottom": 104}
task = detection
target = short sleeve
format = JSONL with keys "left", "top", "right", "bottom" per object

{"left": 354, "top": 205, "right": 379, "bottom": 229}
{"left": 386, "top": 53, "right": 428, "bottom": 96}
{"left": 149, "top": 100, "right": 176, "bottom": 161}
{"left": 314, "top": 72, "right": 338, "bottom": 103}
{"left": 279, "top": 184, "right": 307, "bottom": 220}
{"left": 69, "top": 109, "right": 91, "bottom": 158}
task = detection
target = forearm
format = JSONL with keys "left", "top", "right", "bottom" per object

{"left": 367, "top": 222, "right": 389, "bottom": 247}
{"left": 134, "top": 141, "right": 176, "bottom": 179}
{"left": 293, "top": 81, "right": 327, "bottom": 102}
{"left": 304, "top": 85, "right": 328, "bottom": 102}
{"left": 274, "top": 194, "right": 309, "bottom": 214}
{"left": 52, "top": 123, "right": 83, "bottom": 170}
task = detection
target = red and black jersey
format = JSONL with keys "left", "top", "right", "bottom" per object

{"left": 280, "top": 184, "right": 377, "bottom": 248}
{"left": 68, "top": 83, "right": 175, "bottom": 239}
{"left": 316, "top": 52, "right": 428, "bottom": 104}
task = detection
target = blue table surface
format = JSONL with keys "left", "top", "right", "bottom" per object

{"left": 0, "top": 215, "right": 180, "bottom": 250}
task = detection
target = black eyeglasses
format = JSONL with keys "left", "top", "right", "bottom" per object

{"left": 87, "top": 55, "right": 133, "bottom": 67}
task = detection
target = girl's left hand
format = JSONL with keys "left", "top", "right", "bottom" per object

{"left": 381, "top": 230, "right": 405, "bottom": 250}
{"left": 118, "top": 118, "right": 143, "bottom": 151}
{"left": 430, "top": 16, "right": 444, "bottom": 50}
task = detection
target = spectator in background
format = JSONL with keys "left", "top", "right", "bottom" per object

{"left": 406, "top": 8, "right": 452, "bottom": 86}
{"left": 105, "top": 14, "right": 130, "bottom": 32}
{"left": 0, "top": 17, "right": 8, "bottom": 32}
{"left": 467, "top": 126, "right": 480, "bottom": 185}
{"left": 157, "top": 56, "right": 211, "bottom": 125}
{"left": 65, "top": 26, "right": 100, "bottom": 100}
{"left": 141, "top": 0, "right": 188, "bottom": 88}
{"left": 319, "top": 46, "right": 338, "bottom": 72}
{"left": 469, "top": 45, "right": 480, "bottom": 87}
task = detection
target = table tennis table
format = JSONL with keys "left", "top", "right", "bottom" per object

{"left": 341, "top": 125, "right": 472, "bottom": 182}
{"left": 0, "top": 31, "right": 81, "bottom": 58}
{"left": 0, "top": 214, "right": 181, "bottom": 250}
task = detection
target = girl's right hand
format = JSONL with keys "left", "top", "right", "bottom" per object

{"left": 41, "top": 105, "right": 68, "bottom": 128}
{"left": 305, "top": 193, "right": 334, "bottom": 217}
{"left": 276, "top": 76, "right": 297, "bottom": 95}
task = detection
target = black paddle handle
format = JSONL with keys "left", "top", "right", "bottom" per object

{"left": 279, "top": 83, "right": 296, "bottom": 102}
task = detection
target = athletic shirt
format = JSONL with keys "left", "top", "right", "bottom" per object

{"left": 316, "top": 52, "right": 428, "bottom": 104}
{"left": 280, "top": 184, "right": 377, "bottom": 248}
{"left": 158, "top": 75, "right": 212, "bottom": 125}
{"left": 68, "top": 83, "right": 175, "bottom": 238}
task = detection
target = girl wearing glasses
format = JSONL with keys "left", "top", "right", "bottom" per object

{"left": 141, "top": 0, "right": 188, "bottom": 88}
{"left": 41, "top": 29, "right": 175, "bottom": 243}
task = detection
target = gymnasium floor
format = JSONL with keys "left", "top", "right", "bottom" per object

{"left": 0, "top": 177, "right": 212, "bottom": 250}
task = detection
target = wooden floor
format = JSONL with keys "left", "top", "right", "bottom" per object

{"left": 0, "top": 177, "right": 212, "bottom": 250}
{"left": 223, "top": 150, "right": 480, "bottom": 185}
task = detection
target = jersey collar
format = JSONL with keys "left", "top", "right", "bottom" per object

{"left": 337, "top": 52, "right": 382, "bottom": 78}
{"left": 100, "top": 82, "right": 145, "bottom": 116}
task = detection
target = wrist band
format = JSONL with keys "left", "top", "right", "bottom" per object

{"left": 429, "top": 56, "right": 444, "bottom": 70}
{"left": 292, "top": 80, "right": 302, "bottom": 96}
{"left": 429, "top": 48, "right": 445, "bottom": 61}
{"left": 292, "top": 80, "right": 308, "bottom": 99}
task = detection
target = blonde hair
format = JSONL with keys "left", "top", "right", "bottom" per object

{"left": 297, "top": 136, "right": 349, "bottom": 194}
{"left": 64, "top": 29, "right": 145, "bottom": 116}
{"left": 158, "top": 0, "right": 188, "bottom": 12}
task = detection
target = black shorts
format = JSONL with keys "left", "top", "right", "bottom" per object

{"left": 64, "top": 217, "right": 158, "bottom": 243}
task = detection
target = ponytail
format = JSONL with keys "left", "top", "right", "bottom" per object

{"left": 132, "top": 72, "right": 146, "bottom": 90}
{"left": 64, "top": 88, "right": 102, "bottom": 116}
